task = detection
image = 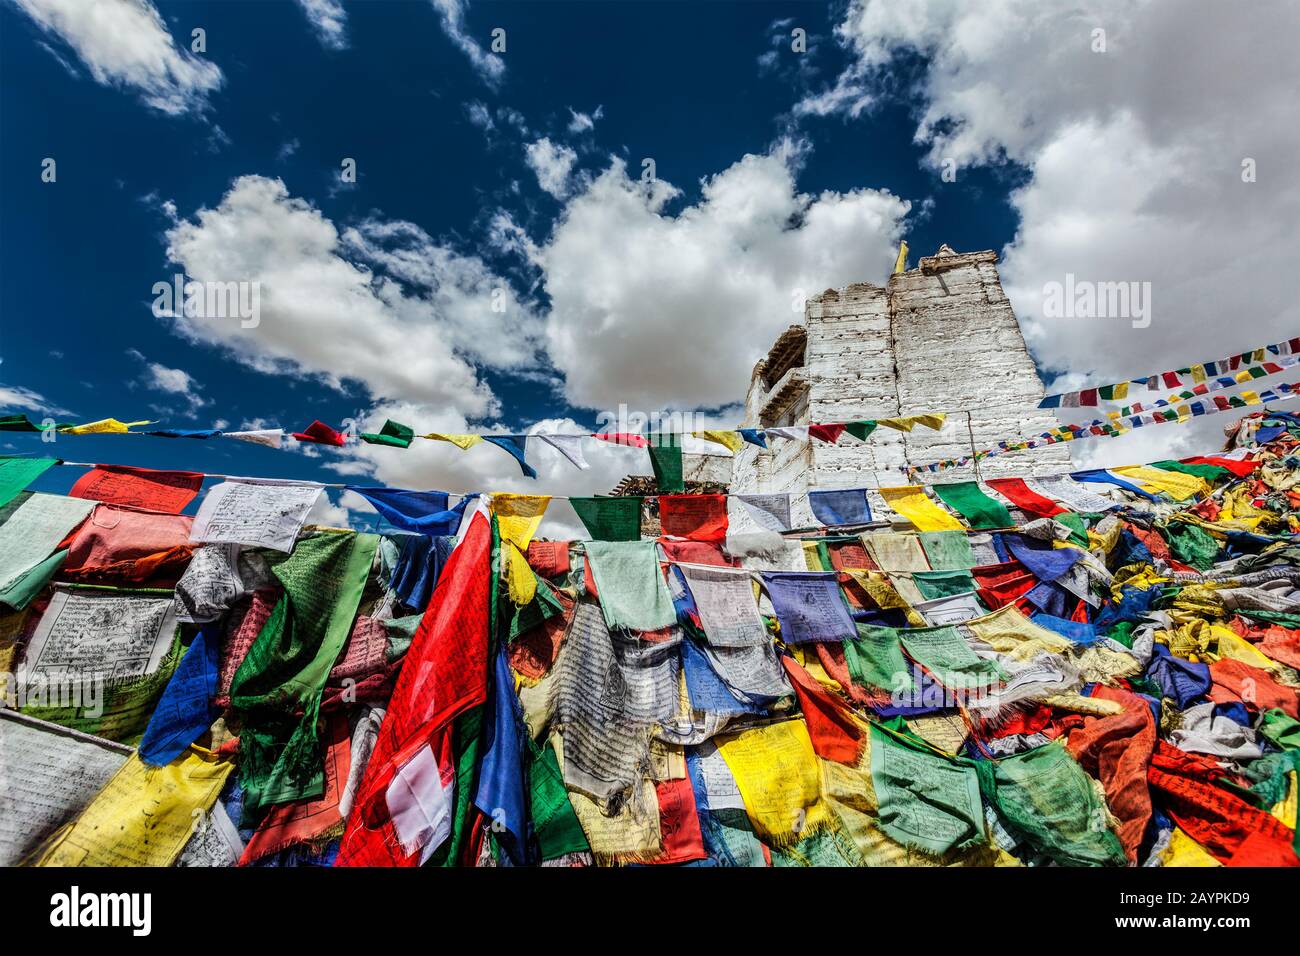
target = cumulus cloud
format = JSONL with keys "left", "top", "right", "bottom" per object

{"left": 12, "top": 0, "right": 223, "bottom": 115}
{"left": 524, "top": 137, "right": 579, "bottom": 198}
{"left": 429, "top": 0, "right": 504, "bottom": 85}
{"left": 160, "top": 175, "right": 543, "bottom": 416}
{"left": 803, "top": 0, "right": 1299, "bottom": 462}
{"left": 528, "top": 140, "right": 909, "bottom": 412}
{"left": 294, "top": 0, "right": 348, "bottom": 50}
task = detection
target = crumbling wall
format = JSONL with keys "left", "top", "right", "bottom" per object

{"left": 730, "top": 246, "right": 1072, "bottom": 495}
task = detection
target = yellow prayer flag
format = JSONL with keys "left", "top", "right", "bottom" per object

{"left": 491, "top": 493, "right": 551, "bottom": 604}
{"left": 422, "top": 432, "right": 484, "bottom": 450}
{"left": 60, "top": 418, "right": 151, "bottom": 435}
{"left": 1162, "top": 828, "right": 1221, "bottom": 867}
{"left": 877, "top": 413, "right": 947, "bottom": 433}
{"left": 1240, "top": 390, "right": 1261, "bottom": 406}
{"left": 801, "top": 540, "right": 824, "bottom": 571}
{"left": 694, "top": 430, "right": 743, "bottom": 454}
{"left": 893, "top": 240, "right": 908, "bottom": 275}
{"left": 1270, "top": 771, "right": 1297, "bottom": 829}
{"left": 33, "top": 747, "right": 233, "bottom": 866}
{"left": 716, "top": 719, "right": 831, "bottom": 845}
{"left": 964, "top": 604, "right": 1072, "bottom": 661}
{"left": 1214, "top": 627, "right": 1281, "bottom": 673}
{"left": 879, "top": 485, "right": 965, "bottom": 531}
{"left": 1112, "top": 465, "right": 1208, "bottom": 501}
{"left": 1111, "top": 381, "right": 1129, "bottom": 400}
{"left": 1190, "top": 364, "right": 1206, "bottom": 384}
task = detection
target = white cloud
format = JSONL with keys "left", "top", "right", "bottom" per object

{"left": 294, "top": 0, "right": 348, "bottom": 50}
{"left": 160, "top": 175, "right": 543, "bottom": 416}
{"left": 524, "top": 137, "right": 579, "bottom": 199}
{"left": 125, "top": 348, "right": 208, "bottom": 416}
{"left": 529, "top": 140, "right": 909, "bottom": 412}
{"left": 12, "top": 0, "right": 223, "bottom": 115}
{"left": 807, "top": 0, "right": 1300, "bottom": 463}
{"left": 566, "top": 106, "right": 603, "bottom": 134}
{"left": 0, "top": 383, "right": 73, "bottom": 417}
{"left": 307, "top": 489, "right": 355, "bottom": 528}
{"left": 428, "top": 0, "right": 504, "bottom": 85}
{"left": 465, "top": 101, "right": 495, "bottom": 131}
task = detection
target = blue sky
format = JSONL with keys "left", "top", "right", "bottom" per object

{"left": 1, "top": 0, "right": 1296, "bottom": 528}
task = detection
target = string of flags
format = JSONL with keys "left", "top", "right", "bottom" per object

{"left": 0, "top": 411, "right": 947, "bottom": 487}
{"left": 21, "top": 432, "right": 1273, "bottom": 546}
{"left": 5, "top": 332, "right": 1297, "bottom": 484}
{"left": 1037, "top": 335, "right": 1300, "bottom": 408}
{"left": 907, "top": 380, "right": 1300, "bottom": 475}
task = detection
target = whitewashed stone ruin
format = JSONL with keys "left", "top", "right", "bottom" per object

{"left": 727, "top": 245, "right": 1072, "bottom": 499}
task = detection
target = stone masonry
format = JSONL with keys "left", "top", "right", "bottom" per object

{"left": 729, "top": 245, "right": 1073, "bottom": 497}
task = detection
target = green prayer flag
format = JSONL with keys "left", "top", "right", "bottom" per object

{"left": 570, "top": 496, "right": 642, "bottom": 541}
{"left": 771, "top": 823, "right": 863, "bottom": 866}
{"left": 231, "top": 529, "right": 379, "bottom": 816}
{"left": 844, "top": 623, "right": 914, "bottom": 696}
{"left": 844, "top": 420, "right": 878, "bottom": 442}
{"left": 899, "top": 625, "right": 1007, "bottom": 692}
{"left": 918, "top": 531, "right": 975, "bottom": 570}
{"left": 932, "top": 481, "right": 1012, "bottom": 530}
{"left": 869, "top": 726, "right": 986, "bottom": 856}
{"left": 429, "top": 706, "right": 486, "bottom": 867}
{"left": 1259, "top": 709, "right": 1300, "bottom": 751}
{"left": 0, "top": 457, "right": 57, "bottom": 509}
{"left": 1161, "top": 521, "right": 1219, "bottom": 571}
{"left": 359, "top": 418, "right": 414, "bottom": 448}
{"left": 583, "top": 540, "right": 676, "bottom": 631}
{"left": 648, "top": 433, "right": 684, "bottom": 493}
{"left": 1054, "top": 511, "right": 1091, "bottom": 547}
{"left": 911, "top": 569, "right": 976, "bottom": 600}
{"left": 507, "top": 574, "right": 565, "bottom": 642}
{"left": 0, "top": 548, "right": 66, "bottom": 610}
{"left": 528, "top": 737, "right": 590, "bottom": 860}
{"left": 0, "top": 416, "right": 68, "bottom": 432}
{"left": 1150, "top": 459, "right": 1231, "bottom": 483}
{"left": 975, "top": 741, "right": 1127, "bottom": 866}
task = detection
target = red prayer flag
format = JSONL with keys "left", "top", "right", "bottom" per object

{"left": 292, "top": 420, "right": 347, "bottom": 446}
{"left": 335, "top": 513, "right": 493, "bottom": 867}
{"left": 658, "top": 494, "right": 728, "bottom": 542}
{"left": 69, "top": 464, "right": 203, "bottom": 514}
{"left": 526, "top": 540, "right": 571, "bottom": 578}
{"left": 592, "top": 432, "right": 649, "bottom": 448}
{"left": 1066, "top": 686, "right": 1156, "bottom": 863}
{"left": 808, "top": 423, "right": 847, "bottom": 444}
{"left": 1207, "top": 658, "right": 1298, "bottom": 718}
{"left": 1148, "top": 741, "right": 1298, "bottom": 866}
{"left": 985, "top": 477, "right": 1069, "bottom": 519}
{"left": 657, "top": 538, "right": 737, "bottom": 567}
{"left": 61, "top": 504, "right": 194, "bottom": 584}
{"left": 1182, "top": 454, "right": 1258, "bottom": 477}
{"left": 781, "top": 655, "right": 866, "bottom": 765}
{"left": 629, "top": 778, "right": 707, "bottom": 865}
{"left": 239, "top": 713, "right": 351, "bottom": 865}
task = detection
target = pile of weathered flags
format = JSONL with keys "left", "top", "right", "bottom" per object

{"left": 1, "top": 413, "right": 1298, "bottom": 867}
